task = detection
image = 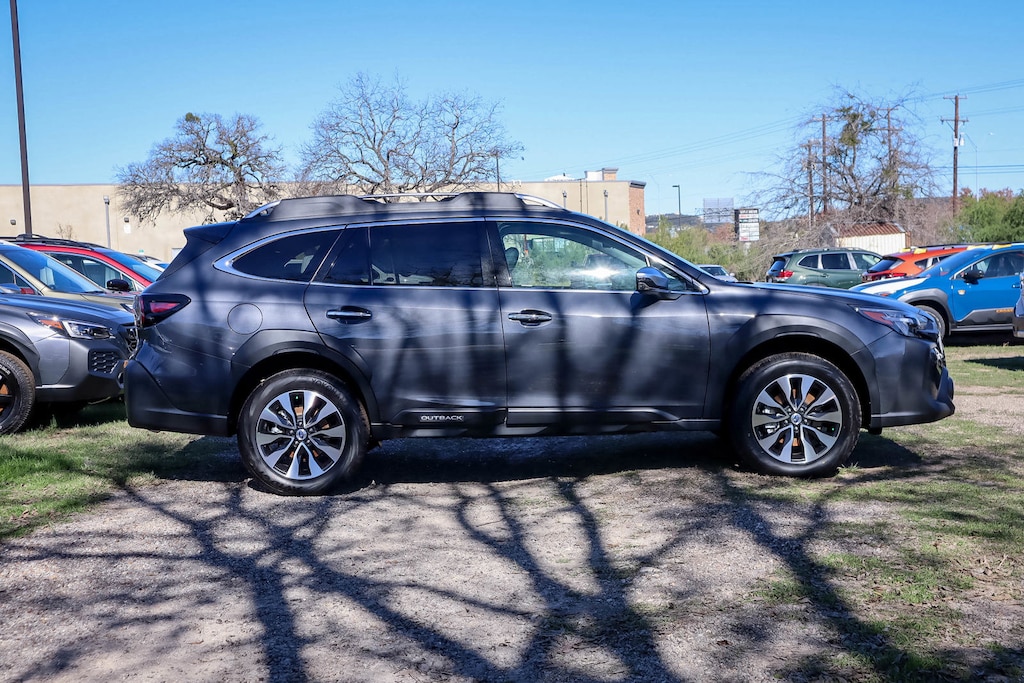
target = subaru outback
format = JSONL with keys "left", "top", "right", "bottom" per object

{"left": 125, "top": 193, "right": 954, "bottom": 495}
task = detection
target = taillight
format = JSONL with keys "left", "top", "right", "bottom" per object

{"left": 776, "top": 270, "right": 793, "bottom": 280}
{"left": 136, "top": 293, "right": 190, "bottom": 327}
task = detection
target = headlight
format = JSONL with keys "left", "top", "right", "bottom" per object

{"left": 30, "top": 314, "right": 114, "bottom": 340}
{"left": 857, "top": 307, "right": 938, "bottom": 340}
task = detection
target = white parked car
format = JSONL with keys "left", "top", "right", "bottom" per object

{"left": 698, "top": 264, "right": 738, "bottom": 282}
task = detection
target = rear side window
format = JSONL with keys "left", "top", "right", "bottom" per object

{"left": 233, "top": 230, "right": 341, "bottom": 281}
{"left": 325, "top": 222, "right": 485, "bottom": 287}
{"left": 797, "top": 254, "right": 821, "bottom": 269}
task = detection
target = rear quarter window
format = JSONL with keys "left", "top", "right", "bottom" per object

{"left": 233, "top": 230, "right": 342, "bottom": 281}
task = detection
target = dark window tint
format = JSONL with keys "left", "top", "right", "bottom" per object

{"left": 234, "top": 230, "right": 341, "bottom": 281}
{"left": 820, "top": 253, "right": 850, "bottom": 270}
{"left": 324, "top": 227, "right": 370, "bottom": 285}
{"left": 867, "top": 257, "right": 903, "bottom": 273}
{"left": 797, "top": 254, "right": 820, "bottom": 269}
{"left": 368, "top": 222, "right": 484, "bottom": 287}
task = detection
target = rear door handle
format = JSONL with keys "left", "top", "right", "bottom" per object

{"left": 508, "top": 309, "right": 553, "bottom": 325}
{"left": 326, "top": 307, "right": 372, "bottom": 323}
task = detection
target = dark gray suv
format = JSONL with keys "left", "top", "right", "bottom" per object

{"left": 125, "top": 193, "right": 954, "bottom": 495}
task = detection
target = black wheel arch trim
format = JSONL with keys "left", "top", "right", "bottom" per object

{"left": 709, "top": 313, "right": 878, "bottom": 426}
{"left": 229, "top": 329, "right": 379, "bottom": 431}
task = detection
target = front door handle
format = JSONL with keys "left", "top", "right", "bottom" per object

{"left": 508, "top": 309, "right": 553, "bottom": 325}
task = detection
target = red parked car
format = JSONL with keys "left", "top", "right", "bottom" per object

{"left": 4, "top": 235, "right": 164, "bottom": 292}
{"left": 860, "top": 245, "right": 970, "bottom": 283}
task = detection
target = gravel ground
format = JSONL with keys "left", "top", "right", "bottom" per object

{"left": 1, "top": 390, "right": 1022, "bottom": 682}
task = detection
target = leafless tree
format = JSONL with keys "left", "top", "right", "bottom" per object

{"left": 753, "top": 90, "right": 940, "bottom": 241}
{"left": 300, "top": 74, "right": 522, "bottom": 197}
{"left": 117, "top": 112, "right": 286, "bottom": 223}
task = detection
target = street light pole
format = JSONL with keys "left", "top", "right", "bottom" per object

{"left": 603, "top": 189, "right": 608, "bottom": 222}
{"left": 103, "top": 195, "right": 111, "bottom": 247}
{"left": 10, "top": 0, "right": 33, "bottom": 235}
{"left": 671, "top": 185, "right": 681, "bottom": 230}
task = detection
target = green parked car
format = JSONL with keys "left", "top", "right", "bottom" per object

{"left": 766, "top": 248, "right": 882, "bottom": 289}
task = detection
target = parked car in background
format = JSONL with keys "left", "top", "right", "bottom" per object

{"left": 852, "top": 242, "right": 1024, "bottom": 338}
{"left": 861, "top": 244, "right": 971, "bottom": 283}
{"left": 5, "top": 235, "right": 163, "bottom": 292}
{"left": 0, "top": 241, "right": 135, "bottom": 311}
{"left": 0, "top": 293, "right": 135, "bottom": 433}
{"left": 766, "top": 248, "right": 882, "bottom": 288}
{"left": 698, "top": 264, "right": 738, "bottom": 282}
{"left": 126, "top": 192, "right": 953, "bottom": 495}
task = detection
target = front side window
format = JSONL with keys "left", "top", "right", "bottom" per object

{"left": 498, "top": 221, "right": 652, "bottom": 291}
{"left": 851, "top": 252, "right": 879, "bottom": 270}
{"left": 970, "top": 251, "right": 1024, "bottom": 279}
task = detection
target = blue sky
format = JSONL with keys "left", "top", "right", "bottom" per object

{"left": 2, "top": 0, "right": 1023, "bottom": 217}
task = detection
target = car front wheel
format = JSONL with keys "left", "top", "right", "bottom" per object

{"left": 0, "top": 351, "right": 35, "bottom": 435}
{"left": 238, "top": 370, "right": 368, "bottom": 495}
{"left": 729, "top": 353, "right": 861, "bottom": 476}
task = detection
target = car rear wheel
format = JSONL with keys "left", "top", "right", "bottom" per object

{"left": 0, "top": 351, "right": 35, "bottom": 435}
{"left": 729, "top": 353, "right": 860, "bottom": 477}
{"left": 238, "top": 370, "right": 368, "bottom": 495}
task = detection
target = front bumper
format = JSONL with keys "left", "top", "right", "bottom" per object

{"left": 868, "top": 337, "right": 955, "bottom": 429}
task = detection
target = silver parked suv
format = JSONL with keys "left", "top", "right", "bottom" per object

{"left": 0, "top": 293, "right": 136, "bottom": 433}
{"left": 125, "top": 193, "right": 954, "bottom": 495}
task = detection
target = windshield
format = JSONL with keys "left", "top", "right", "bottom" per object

{"left": 915, "top": 248, "right": 986, "bottom": 279}
{"left": 102, "top": 250, "right": 164, "bottom": 282}
{"left": 2, "top": 246, "right": 107, "bottom": 293}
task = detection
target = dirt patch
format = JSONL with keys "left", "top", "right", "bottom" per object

{"left": 1, "top": 408, "right": 1022, "bottom": 681}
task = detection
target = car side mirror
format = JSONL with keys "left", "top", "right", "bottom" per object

{"left": 962, "top": 268, "right": 983, "bottom": 284}
{"left": 636, "top": 266, "right": 681, "bottom": 300}
{"left": 106, "top": 278, "right": 132, "bottom": 292}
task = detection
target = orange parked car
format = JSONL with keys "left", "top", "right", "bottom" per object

{"left": 860, "top": 244, "right": 970, "bottom": 283}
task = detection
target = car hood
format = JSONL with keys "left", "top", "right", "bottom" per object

{"left": 0, "top": 293, "right": 135, "bottom": 325}
{"left": 850, "top": 277, "right": 928, "bottom": 296}
{"left": 750, "top": 281, "right": 925, "bottom": 312}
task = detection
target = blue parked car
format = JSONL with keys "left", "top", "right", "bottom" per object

{"left": 851, "top": 243, "right": 1024, "bottom": 338}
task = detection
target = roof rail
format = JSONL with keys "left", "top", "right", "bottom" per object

{"left": 242, "top": 191, "right": 569, "bottom": 222}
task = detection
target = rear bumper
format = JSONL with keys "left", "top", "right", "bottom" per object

{"left": 124, "top": 359, "right": 231, "bottom": 436}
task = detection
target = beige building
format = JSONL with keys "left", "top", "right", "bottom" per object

{"left": 1, "top": 169, "right": 646, "bottom": 262}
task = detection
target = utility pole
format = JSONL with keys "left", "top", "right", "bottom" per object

{"left": 942, "top": 95, "right": 968, "bottom": 213}
{"left": 812, "top": 114, "right": 829, "bottom": 214}
{"left": 805, "top": 141, "right": 816, "bottom": 227}
{"left": 9, "top": 0, "right": 33, "bottom": 235}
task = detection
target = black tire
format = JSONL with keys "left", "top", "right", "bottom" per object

{"left": 237, "top": 369, "right": 369, "bottom": 495}
{"left": 0, "top": 351, "right": 35, "bottom": 435}
{"left": 915, "top": 304, "right": 947, "bottom": 339}
{"left": 728, "top": 353, "right": 861, "bottom": 477}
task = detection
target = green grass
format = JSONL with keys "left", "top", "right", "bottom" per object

{"left": 735, "top": 342, "right": 1024, "bottom": 680}
{"left": 0, "top": 401, "right": 238, "bottom": 538}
